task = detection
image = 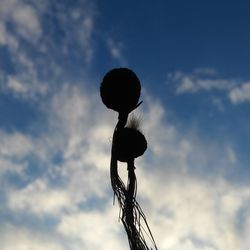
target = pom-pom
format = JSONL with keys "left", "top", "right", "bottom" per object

{"left": 100, "top": 68, "right": 141, "bottom": 113}
{"left": 114, "top": 127, "right": 147, "bottom": 162}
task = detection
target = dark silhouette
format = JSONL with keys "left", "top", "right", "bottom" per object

{"left": 100, "top": 68, "right": 158, "bottom": 250}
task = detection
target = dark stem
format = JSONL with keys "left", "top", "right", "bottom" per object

{"left": 110, "top": 112, "right": 158, "bottom": 250}
{"left": 125, "top": 160, "right": 136, "bottom": 226}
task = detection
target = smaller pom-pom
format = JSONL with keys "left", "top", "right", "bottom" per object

{"left": 113, "top": 127, "right": 147, "bottom": 162}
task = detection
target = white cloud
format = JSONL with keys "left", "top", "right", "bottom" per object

{"left": 0, "top": 0, "right": 20, "bottom": 15}
{"left": 176, "top": 75, "right": 196, "bottom": 93}
{"left": 77, "top": 16, "right": 94, "bottom": 62}
{"left": 12, "top": 4, "right": 42, "bottom": 41}
{"left": 243, "top": 213, "right": 250, "bottom": 249}
{"left": 57, "top": 207, "right": 127, "bottom": 250}
{"left": 0, "top": 131, "right": 33, "bottom": 158}
{"left": 137, "top": 171, "right": 248, "bottom": 250}
{"left": 0, "top": 131, "right": 33, "bottom": 179}
{"left": 0, "top": 0, "right": 49, "bottom": 100}
{"left": 0, "top": 22, "right": 19, "bottom": 49}
{"left": 169, "top": 68, "right": 250, "bottom": 105}
{"left": 0, "top": 0, "right": 98, "bottom": 103}
{"left": 229, "top": 82, "right": 250, "bottom": 104}
{"left": 5, "top": 76, "right": 48, "bottom": 99}
{"left": 0, "top": 158, "right": 25, "bottom": 176}
{"left": 0, "top": 224, "right": 64, "bottom": 250}
{"left": 53, "top": 2, "right": 96, "bottom": 63}
{"left": 6, "top": 77, "right": 27, "bottom": 94}
{"left": 8, "top": 179, "right": 72, "bottom": 215}
{"left": 0, "top": 0, "right": 42, "bottom": 43}
{"left": 0, "top": 129, "right": 58, "bottom": 182}
{"left": 170, "top": 70, "right": 235, "bottom": 94}
{"left": 7, "top": 156, "right": 110, "bottom": 216}
{"left": 226, "top": 146, "right": 237, "bottom": 164}
{"left": 80, "top": 17, "right": 94, "bottom": 45}
{"left": 106, "top": 38, "right": 127, "bottom": 65}
{"left": 211, "top": 96, "right": 225, "bottom": 111}
{"left": 5, "top": 83, "right": 115, "bottom": 216}
{"left": 49, "top": 84, "right": 91, "bottom": 135}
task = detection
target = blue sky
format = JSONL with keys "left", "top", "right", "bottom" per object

{"left": 0, "top": 0, "right": 250, "bottom": 249}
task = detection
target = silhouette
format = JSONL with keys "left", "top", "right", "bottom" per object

{"left": 100, "top": 68, "right": 158, "bottom": 250}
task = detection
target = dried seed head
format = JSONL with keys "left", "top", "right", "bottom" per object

{"left": 127, "top": 113, "right": 142, "bottom": 131}
{"left": 114, "top": 127, "right": 147, "bottom": 163}
{"left": 100, "top": 68, "right": 141, "bottom": 113}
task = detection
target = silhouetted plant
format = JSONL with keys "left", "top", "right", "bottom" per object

{"left": 100, "top": 68, "right": 158, "bottom": 250}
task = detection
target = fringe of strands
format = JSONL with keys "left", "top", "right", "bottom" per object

{"left": 110, "top": 117, "right": 158, "bottom": 250}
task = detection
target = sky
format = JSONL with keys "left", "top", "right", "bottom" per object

{"left": 0, "top": 0, "right": 250, "bottom": 249}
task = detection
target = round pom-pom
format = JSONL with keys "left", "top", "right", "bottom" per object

{"left": 114, "top": 127, "right": 147, "bottom": 162}
{"left": 100, "top": 68, "right": 141, "bottom": 113}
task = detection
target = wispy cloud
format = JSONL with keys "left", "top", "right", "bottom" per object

{"left": 0, "top": 22, "right": 19, "bottom": 50}
{"left": 169, "top": 68, "right": 250, "bottom": 105}
{"left": 5, "top": 76, "right": 48, "bottom": 98}
{"left": 169, "top": 69, "right": 235, "bottom": 94}
{"left": 0, "top": 0, "right": 97, "bottom": 101}
{"left": 106, "top": 38, "right": 127, "bottom": 66}
{"left": 12, "top": 3, "right": 42, "bottom": 42}
{"left": 229, "top": 82, "right": 250, "bottom": 104}
{"left": 0, "top": 0, "right": 42, "bottom": 44}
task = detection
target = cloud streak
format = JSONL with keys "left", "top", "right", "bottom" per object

{"left": 170, "top": 69, "right": 250, "bottom": 105}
